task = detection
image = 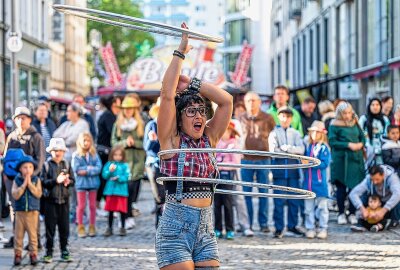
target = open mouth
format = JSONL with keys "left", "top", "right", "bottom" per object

{"left": 193, "top": 122, "right": 203, "bottom": 132}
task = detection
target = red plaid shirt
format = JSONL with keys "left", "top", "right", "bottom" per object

{"left": 160, "top": 133, "right": 217, "bottom": 178}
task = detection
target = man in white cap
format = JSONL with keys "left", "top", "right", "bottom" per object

{"left": 3, "top": 107, "right": 45, "bottom": 248}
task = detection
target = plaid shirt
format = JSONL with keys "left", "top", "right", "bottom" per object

{"left": 160, "top": 133, "right": 217, "bottom": 179}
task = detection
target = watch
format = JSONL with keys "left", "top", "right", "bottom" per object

{"left": 188, "top": 77, "right": 202, "bottom": 94}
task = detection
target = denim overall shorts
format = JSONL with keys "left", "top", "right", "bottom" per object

{"left": 155, "top": 140, "right": 219, "bottom": 269}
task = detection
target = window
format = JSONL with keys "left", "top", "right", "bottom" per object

{"left": 32, "top": 72, "right": 39, "bottom": 99}
{"left": 224, "top": 53, "right": 240, "bottom": 75}
{"left": 271, "top": 60, "right": 275, "bottom": 89}
{"left": 196, "top": 20, "right": 206, "bottom": 27}
{"left": 285, "top": 49, "right": 290, "bottom": 82}
{"left": 274, "top": 22, "right": 281, "bottom": 38}
{"left": 324, "top": 18, "right": 329, "bottom": 67}
{"left": 277, "top": 55, "right": 282, "bottom": 84}
{"left": 226, "top": 0, "right": 250, "bottom": 13}
{"left": 195, "top": 5, "right": 206, "bottom": 11}
{"left": 19, "top": 69, "right": 29, "bottom": 106}
{"left": 316, "top": 23, "right": 320, "bottom": 78}
{"left": 303, "top": 33, "right": 306, "bottom": 83}
{"left": 225, "top": 19, "right": 251, "bottom": 47}
{"left": 310, "top": 28, "right": 313, "bottom": 71}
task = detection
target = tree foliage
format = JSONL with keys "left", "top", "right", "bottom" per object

{"left": 87, "top": 0, "right": 155, "bottom": 74}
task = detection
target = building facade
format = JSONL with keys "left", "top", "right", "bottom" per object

{"left": 141, "top": 0, "right": 224, "bottom": 47}
{"left": 270, "top": 0, "right": 400, "bottom": 113}
{"left": 221, "top": 0, "right": 272, "bottom": 95}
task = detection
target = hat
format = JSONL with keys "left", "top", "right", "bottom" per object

{"left": 38, "top": 95, "right": 50, "bottom": 102}
{"left": 277, "top": 106, "right": 293, "bottom": 115}
{"left": 46, "top": 138, "right": 68, "bottom": 153}
{"left": 16, "top": 155, "right": 37, "bottom": 172}
{"left": 308, "top": 120, "right": 327, "bottom": 134}
{"left": 120, "top": 97, "right": 140, "bottom": 108}
{"left": 13, "top": 106, "right": 32, "bottom": 119}
{"left": 227, "top": 121, "right": 240, "bottom": 137}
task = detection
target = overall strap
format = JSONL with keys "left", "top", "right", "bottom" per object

{"left": 176, "top": 141, "right": 188, "bottom": 203}
{"left": 204, "top": 138, "right": 218, "bottom": 200}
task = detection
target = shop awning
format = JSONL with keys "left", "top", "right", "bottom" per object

{"left": 352, "top": 62, "right": 383, "bottom": 80}
{"left": 389, "top": 57, "right": 400, "bottom": 70}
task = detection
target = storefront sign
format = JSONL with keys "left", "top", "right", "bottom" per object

{"left": 229, "top": 42, "right": 253, "bottom": 87}
{"left": 100, "top": 42, "right": 123, "bottom": 87}
{"left": 339, "top": 81, "right": 360, "bottom": 100}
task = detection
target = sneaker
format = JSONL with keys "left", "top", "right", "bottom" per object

{"left": 3, "top": 236, "right": 13, "bottom": 248}
{"left": 317, "top": 229, "right": 328, "bottom": 239}
{"left": 226, "top": 231, "right": 235, "bottom": 240}
{"left": 0, "top": 234, "right": 8, "bottom": 243}
{"left": 14, "top": 253, "right": 22, "bottom": 266}
{"left": 61, "top": 250, "right": 73, "bottom": 262}
{"left": 77, "top": 224, "right": 86, "bottom": 238}
{"left": 119, "top": 228, "right": 127, "bottom": 236}
{"left": 214, "top": 229, "right": 222, "bottom": 239}
{"left": 96, "top": 209, "right": 108, "bottom": 218}
{"left": 350, "top": 225, "right": 367, "bottom": 232}
{"left": 370, "top": 225, "right": 380, "bottom": 233}
{"left": 103, "top": 227, "right": 113, "bottom": 237}
{"left": 88, "top": 225, "right": 96, "bottom": 237}
{"left": 126, "top": 218, "right": 136, "bottom": 230}
{"left": 286, "top": 227, "right": 304, "bottom": 237}
{"left": 260, "top": 226, "right": 270, "bottom": 233}
{"left": 348, "top": 214, "right": 358, "bottom": 225}
{"left": 243, "top": 228, "right": 254, "bottom": 237}
{"left": 274, "top": 230, "right": 284, "bottom": 239}
{"left": 30, "top": 253, "right": 39, "bottom": 265}
{"left": 305, "top": 230, "right": 316, "bottom": 239}
{"left": 337, "top": 213, "right": 347, "bottom": 225}
{"left": 390, "top": 220, "right": 399, "bottom": 228}
{"left": 42, "top": 254, "right": 53, "bottom": 263}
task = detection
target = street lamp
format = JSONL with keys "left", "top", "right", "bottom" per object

{"left": 89, "top": 29, "right": 102, "bottom": 95}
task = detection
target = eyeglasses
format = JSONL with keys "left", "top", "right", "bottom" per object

{"left": 182, "top": 106, "right": 208, "bottom": 117}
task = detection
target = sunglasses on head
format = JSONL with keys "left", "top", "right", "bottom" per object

{"left": 181, "top": 106, "right": 208, "bottom": 117}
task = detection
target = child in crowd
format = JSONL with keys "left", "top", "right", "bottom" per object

{"left": 41, "top": 138, "right": 74, "bottom": 263}
{"left": 269, "top": 106, "right": 305, "bottom": 238}
{"left": 351, "top": 195, "right": 389, "bottom": 232}
{"left": 214, "top": 121, "right": 241, "bottom": 240}
{"left": 12, "top": 155, "right": 42, "bottom": 266}
{"left": 72, "top": 132, "right": 102, "bottom": 238}
{"left": 382, "top": 125, "right": 400, "bottom": 175}
{"left": 303, "top": 121, "right": 331, "bottom": 239}
{"left": 102, "top": 145, "right": 131, "bottom": 237}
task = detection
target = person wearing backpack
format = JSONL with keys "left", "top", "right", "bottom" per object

{"left": 3, "top": 107, "right": 45, "bottom": 248}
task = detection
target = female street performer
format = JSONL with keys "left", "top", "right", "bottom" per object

{"left": 156, "top": 22, "right": 233, "bottom": 270}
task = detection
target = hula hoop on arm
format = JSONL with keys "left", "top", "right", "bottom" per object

{"left": 157, "top": 148, "right": 320, "bottom": 199}
{"left": 53, "top": 4, "right": 224, "bottom": 43}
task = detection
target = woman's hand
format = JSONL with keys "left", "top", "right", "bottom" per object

{"left": 176, "top": 75, "right": 190, "bottom": 94}
{"left": 177, "top": 22, "right": 192, "bottom": 54}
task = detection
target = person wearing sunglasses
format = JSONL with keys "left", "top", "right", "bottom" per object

{"left": 156, "top": 22, "right": 233, "bottom": 270}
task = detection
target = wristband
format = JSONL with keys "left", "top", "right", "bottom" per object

{"left": 173, "top": 50, "right": 185, "bottom": 60}
{"left": 188, "top": 77, "right": 202, "bottom": 94}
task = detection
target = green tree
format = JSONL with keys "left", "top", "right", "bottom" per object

{"left": 87, "top": 0, "right": 155, "bottom": 74}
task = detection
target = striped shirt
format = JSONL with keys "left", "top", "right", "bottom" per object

{"left": 40, "top": 123, "right": 51, "bottom": 157}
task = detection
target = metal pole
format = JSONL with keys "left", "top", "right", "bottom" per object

{"left": 10, "top": 0, "right": 19, "bottom": 113}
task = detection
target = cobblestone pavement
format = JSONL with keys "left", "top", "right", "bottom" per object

{"left": 1, "top": 182, "right": 400, "bottom": 270}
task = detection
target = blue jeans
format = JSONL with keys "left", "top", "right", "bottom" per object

{"left": 240, "top": 159, "right": 269, "bottom": 228}
{"left": 304, "top": 197, "right": 329, "bottom": 230}
{"left": 155, "top": 202, "right": 219, "bottom": 268}
{"left": 273, "top": 178, "right": 300, "bottom": 231}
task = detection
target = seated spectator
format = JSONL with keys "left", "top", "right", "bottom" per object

{"left": 351, "top": 195, "right": 390, "bottom": 233}
{"left": 382, "top": 125, "right": 400, "bottom": 175}
{"left": 349, "top": 165, "right": 400, "bottom": 230}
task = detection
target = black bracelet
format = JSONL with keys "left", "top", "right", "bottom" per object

{"left": 173, "top": 50, "right": 185, "bottom": 60}
{"left": 188, "top": 77, "right": 202, "bottom": 94}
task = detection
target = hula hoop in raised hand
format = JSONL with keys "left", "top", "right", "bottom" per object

{"left": 53, "top": 4, "right": 224, "bottom": 43}
{"left": 157, "top": 148, "right": 318, "bottom": 199}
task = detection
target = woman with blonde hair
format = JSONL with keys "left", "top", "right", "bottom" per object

{"left": 71, "top": 132, "right": 102, "bottom": 237}
{"left": 328, "top": 101, "right": 365, "bottom": 226}
{"left": 318, "top": 100, "right": 336, "bottom": 132}
{"left": 111, "top": 94, "right": 146, "bottom": 229}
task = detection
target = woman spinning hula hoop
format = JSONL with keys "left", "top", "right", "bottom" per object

{"left": 156, "top": 22, "right": 233, "bottom": 270}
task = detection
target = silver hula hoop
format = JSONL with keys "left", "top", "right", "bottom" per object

{"left": 157, "top": 148, "right": 319, "bottom": 199}
{"left": 53, "top": 4, "right": 224, "bottom": 43}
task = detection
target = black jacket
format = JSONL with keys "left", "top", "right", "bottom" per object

{"left": 97, "top": 110, "right": 116, "bottom": 147}
{"left": 41, "top": 159, "right": 75, "bottom": 204}
{"left": 32, "top": 117, "right": 57, "bottom": 138}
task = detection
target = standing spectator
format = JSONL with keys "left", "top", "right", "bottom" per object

{"left": 358, "top": 98, "right": 390, "bottom": 166}
{"left": 12, "top": 155, "right": 42, "bottom": 266}
{"left": 382, "top": 125, "right": 400, "bottom": 175}
{"left": 329, "top": 101, "right": 365, "bottom": 225}
{"left": 59, "top": 94, "right": 97, "bottom": 140}
{"left": 269, "top": 107, "right": 305, "bottom": 238}
{"left": 295, "top": 96, "right": 319, "bottom": 133}
{"left": 303, "top": 121, "right": 331, "bottom": 239}
{"left": 393, "top": 105, "right": 400, "bottom": 125}
{"left": 3, "top": 107, "right": 45, "bottom": 249}
{"left": 144, "top": 99, "right": 165, "bottom": 227}
{"left": 53, "top": 103, "right": 90, "bottom": 162}
{"left": 349, "top": 165, "right": 400, "bottom": 230}
{"left": 267, "top": 85, "right": 303, "bottom": 136}
{"left": 214, "top": 121, "right": 241, "bottom": 240}
{"left": 111, "top": 95, "right": 145, "bottom": 229}
{"left": 71, "top": 132, "right": 102, "bottom": 238}
{"left": 0, "top": 119, "right": 5, "bottom": 232}
{"left": 318, "top": 100, "right": 336, "bottom": 133}
{"left": 96, "top": 96, "right": 121, "bottom": 215}
{"left": 381, "top": 96, "right": 394, "bottom": 122}
{"left": 41, "top": 138, "right": 74, "bottom": 263}
{"left": 32, "top": 103, "right": 57, "bottom": 158}
{"left": 239, "top": 91, "right": 275, "bottom": 232}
